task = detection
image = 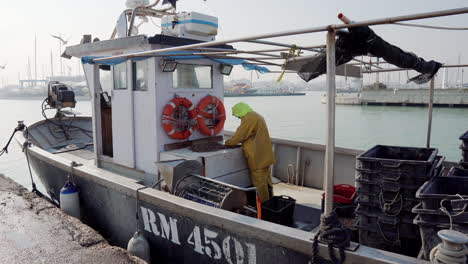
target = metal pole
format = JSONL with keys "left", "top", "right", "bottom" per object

{"left": 94, "top": 7, "right": 468, "bottom": 63}
{"left": 324, "top": 30, "right": 336, "bottom": 215}
{"left": 426, "top": 78, "right": 435, "bottom": 148}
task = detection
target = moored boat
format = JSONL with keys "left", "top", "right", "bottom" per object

{"left": 14, "top": 2, "right": 468, "bottom": 263}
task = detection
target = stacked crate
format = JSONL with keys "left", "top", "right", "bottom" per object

{"left": 413, "top": 167, "right": 468, "bottom": 259}
{"left": 460, "top": 131, "right": 468, "bottom": 169}
{"left": 354, "top": 145, "right": 440, "bottom": 253}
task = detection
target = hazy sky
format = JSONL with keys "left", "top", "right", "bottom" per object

{"left": 0, "top": 0, "right": 467, "bottom": 85}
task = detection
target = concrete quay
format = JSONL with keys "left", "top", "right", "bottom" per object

{"left": 0, "top": 174, "right": 146, "bottom": 264}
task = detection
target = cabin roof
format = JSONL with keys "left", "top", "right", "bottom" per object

{"left": 64, "top": 34, "right": 234, "bottom": 59}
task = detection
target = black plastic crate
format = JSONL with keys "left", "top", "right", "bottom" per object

{"left": 356, "top": 168, "right": 429, "bottom": 188}
{"left": 414, "top": 215, "right": 468, "bottom": 260}
{"left": 355, "top": 208, "right": 418, "bottom": 238}
{"left": 461, "top": 145, "right": 468, "bottom": 162}
{"left": 461, "top": 160, "right": 468, "bottom": 170}
{"left": 460, "top": 130, "right": 468, "bottom": 148}
{"left": 356, "top": 203, "right": 416, "bottom": 223}
{"left": 261, "top": 195, "right": 295, "bottom": 226}
{"left": 358, "top": 228, "right": 402, "bottom": 251}
{"left": 358, "top": 228, "right": 421, "bottom": 257}
{"left": 357, "top": 145, "right": 438, "bottom": 175}
{"left": 447, "top": 167, "right": 468, "bottom": 177}
{"left": 412, "top": 202, "right": 468, "bottom": 224}
{"left": 356, "top": 192, "right": 418, "bottom": 214}
{"left": 416, "top": 176, "right": 468, "bottom": 210}
{"left": 356, "top": 177, "right": 419, "bottom": 199}
{"left": 355, "top": 204, "right": 418, "bottom": 239}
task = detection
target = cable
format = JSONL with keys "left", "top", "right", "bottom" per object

{"left": 394, "top": 22, "right": 468, "bottom": 31}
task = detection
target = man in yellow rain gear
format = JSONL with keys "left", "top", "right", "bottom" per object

{"left": 225, "top": 102, "right": 275, "bottom": 202}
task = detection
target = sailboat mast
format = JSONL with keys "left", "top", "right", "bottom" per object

{"left": 34, "top": 35, "right": 37, "bottom": 86}
{"left": 50, "top": 51, "right": 54, "bottom": 77}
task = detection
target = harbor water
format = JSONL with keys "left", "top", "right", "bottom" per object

{"left": 0, "top": 91, "right": 467, "bottom": 191}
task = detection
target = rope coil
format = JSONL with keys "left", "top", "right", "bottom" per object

{"left": 311, "top": 211, "right": 350, "bottom": 264}
{"left": 430, "top": 244, "right": 468, "bottom": 264}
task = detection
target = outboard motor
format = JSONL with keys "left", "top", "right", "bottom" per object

{"left": 47, "top": 81, "right": 76, "bottom": 110}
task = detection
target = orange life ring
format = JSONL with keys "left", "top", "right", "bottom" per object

{"left": 162, "top": 97, "right": 197, "bottom": 140}
{"left": 196, "top": 95, "right": 226, "bottom": 136}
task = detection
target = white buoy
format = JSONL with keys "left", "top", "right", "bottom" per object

{"left": 127, "top": 231, "right": 151, "bottom": 263}
{"left": 60, "top": 180, "right": 81, "bottom": 219}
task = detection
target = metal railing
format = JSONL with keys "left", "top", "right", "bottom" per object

{"left": 90, "top": 6, "right": 468, "bottom": 219}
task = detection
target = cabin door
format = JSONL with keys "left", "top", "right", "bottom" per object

{"left": 110, "top": 61, "right": 135, "bottom": 167}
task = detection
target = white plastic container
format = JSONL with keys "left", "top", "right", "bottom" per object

{"left": 161, "top": 12, "right": 218, "bottom": 41}
{"left": 60, "top": 180, "right": 81, "bottom": 219}
{"left": 127, "top": 231, "right": 151, "bottom": 263}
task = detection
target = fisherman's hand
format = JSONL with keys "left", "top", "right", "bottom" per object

{"left": 224, "top": 139, "right": 234, "bottom": 146}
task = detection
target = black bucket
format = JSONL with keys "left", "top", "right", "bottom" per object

{"left": 262, "top": 195, "right": 296, "bottom": 226}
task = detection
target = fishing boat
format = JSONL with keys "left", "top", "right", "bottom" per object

{"left": 14, "top": 2, "right": 468, "bottom": 263}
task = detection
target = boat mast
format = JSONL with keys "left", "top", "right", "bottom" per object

{"left": 34, "top": 35, "right": 37, "bottom": 87}
{"left": 50, "top": 51, "right": 54, "bottom": 78}
{"left": 442, "top": 67, "right": 447, "bottom": 89}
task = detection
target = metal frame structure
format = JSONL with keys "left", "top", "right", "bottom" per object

{"left": 88, "top": 6, "right": 468, "bottom": 221}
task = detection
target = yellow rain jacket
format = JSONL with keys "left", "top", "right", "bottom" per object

{"left": 225, "top": 103, "right": 275, "bottom": 202}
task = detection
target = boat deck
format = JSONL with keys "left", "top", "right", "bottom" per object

{"left": 56, "top": 147, "right": 325, "bottom": 231}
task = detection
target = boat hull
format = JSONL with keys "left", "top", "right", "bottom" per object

{"left": 18, "top": 124, "right": 420, "bottom": 264}
{"left": 26, "top": 153, "right": 312, "bottom": 263}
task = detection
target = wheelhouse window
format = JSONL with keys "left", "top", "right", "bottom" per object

{"left": 132, "top": 61, "right": 148, "bottom": 91}
{"left": 173, "top": 64, "right": 213, "bottom": 89}
{"left": 113, "top": 62, "right": 127, "bottom": 90}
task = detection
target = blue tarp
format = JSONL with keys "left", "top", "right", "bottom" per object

{"left": 81, "top": 51, "right": 270, "bottom": 73}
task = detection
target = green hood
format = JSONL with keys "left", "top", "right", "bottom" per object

{"left": 232, "top": 102, "right": 253, "bottom": 118}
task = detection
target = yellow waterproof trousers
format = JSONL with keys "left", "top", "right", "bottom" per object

{"left": 250, "top": 168, "right": 273, "bottom": 203}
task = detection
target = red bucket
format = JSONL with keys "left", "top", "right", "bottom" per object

{"left": 322, "top": 184, "right": 356, "bottom": 204}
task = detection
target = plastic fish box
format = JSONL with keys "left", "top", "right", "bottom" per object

{"left": 356, "top": 192, "right": 418, "bottom": 214}
{"left": 447, "top": 166, "right": 468, "bottom": 177}
{"left": 261, "top": 195, "right": 296, "bottom": 226}
{"left": 412, "top": 202, "right": 468, "bottom": 224}
{"left": 357, "top": 228, "right": 421, "bottom": 256}
{"left": 356, "top": 168, "right": 429, "bottom": 188}
{"left": 356, "top": 203, "right": 416, "bottom": 223}
{"left": 461, "top": 145, "right": 468, "bottom": 162}
{"left": 460, "top": 160, "right": 468, "bottom": 170}
{"left": 460, "top": 130, "right": 468, "bottom": 147}
{"left": 356, "top": 177, "right": 419, "bottom": 199}
{"left": 355, "top": 206, "right": 419, "bottom": 239}
{"left": 416, "top": 176, "right": 468, "bottom": 210}
{"left": 357, "top": 145, "right": 438, "bottom": 176}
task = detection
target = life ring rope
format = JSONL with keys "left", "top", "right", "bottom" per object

{"left": 162, "top": 97, "right": 197, "bottom": 140}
